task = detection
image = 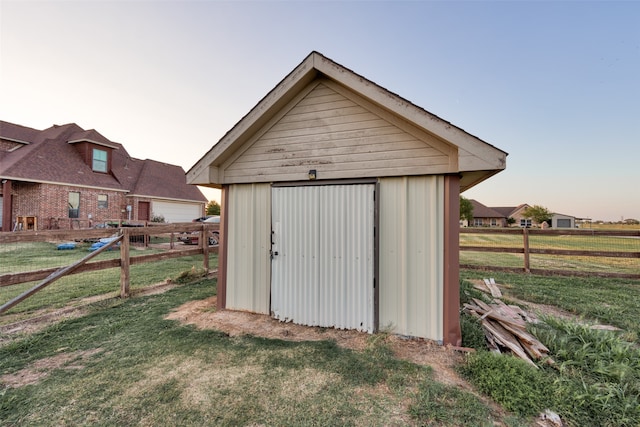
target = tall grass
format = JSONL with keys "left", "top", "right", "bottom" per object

{"left": 459, "top": 274, "right": 640, "bottom": 426}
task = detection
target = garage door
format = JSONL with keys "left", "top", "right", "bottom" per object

{"left": 271, "top": 184, "right": 375, "bottom": 332}
{"left": 152, "top": 201, "right": 202, "bottom": 223}
{"left": 557, "top": 218, "right": 572, "bottom": 228}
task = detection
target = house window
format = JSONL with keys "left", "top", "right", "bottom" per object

{"left": 473, "top": 218, "right": 483, "bottom": 226}
{"left": 520, "top": 219, "right": 532, "bottom": 228}
{"left": 69, "top": 192, "right": 80, "bottom": 218}
{"left": 98, "top": 194, "right": 108, "bottom": 209}
{"left": 92, "top": 148, "right": 108, "bottom": 172}
{"left": 490, "top": 218, "right": 497, "bottom": 226}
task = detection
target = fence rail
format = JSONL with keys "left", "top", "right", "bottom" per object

{"left": 460, "top": 227, "right": 640, "bottom": 279}
{"left": 0, "top": 223, "right": 219, "bottom": 314}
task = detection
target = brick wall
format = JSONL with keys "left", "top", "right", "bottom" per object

{"left": 11, "top": 182, "right": 127, "bottom": 230}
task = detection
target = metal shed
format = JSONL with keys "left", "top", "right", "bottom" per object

{"left": 187, "top": 52, "right": 507, "bottom": 345}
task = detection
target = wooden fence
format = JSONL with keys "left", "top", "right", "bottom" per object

{"left": 0, "top": 223, "right": 219, "bottom": 314}
{"left": 460, "top": 227, "right": 640, "bottom": 279}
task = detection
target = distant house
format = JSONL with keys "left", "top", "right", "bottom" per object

{"left": 0, "top": 121, "right": 207, "bottom": 231}
{"left": 491, "top": 204, "right": 533, "bottom": 227}
{"left": 471, "top": 201, "right": 579, "bottom": 228}
{"left": 469, "top": 200, "right": 508, "bottom": 227}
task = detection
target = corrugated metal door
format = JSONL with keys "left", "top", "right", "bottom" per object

{"left": 271, "top": 184, "right": 375, "bottom": 333}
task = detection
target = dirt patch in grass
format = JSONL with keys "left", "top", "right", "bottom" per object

{"left": 165, "top": 296, "right": 467, "bottom": 388}
{"left": 1, "top": 348, "right": 103, "bottom": 388}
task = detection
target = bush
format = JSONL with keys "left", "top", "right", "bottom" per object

{"left": 460, "top": 313, "right": 486, "bottom": 350}
{"left": 531, "top": 317, "right": 640, "bottom": 426}
{"left": 150, "top": 213, "right": 166, "bottom": 223}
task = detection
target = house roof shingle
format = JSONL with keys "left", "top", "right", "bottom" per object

{"left": 470, "top": 200, "right": 506, "bottom": 219}
{"left": 0, "top": 121, "right": 206, "bottom": 203}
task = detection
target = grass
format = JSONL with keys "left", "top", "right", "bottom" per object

{"left": 0, "top": 279, "right": 509, "bottom": 426}
{"left": 0, "top": 239, "right": 179, "bottom": 274}
{"left": 460, "top": 230, "right": 640, "bottom": 274}
{"left": 0, "top": 251, "right": 218, "bottom": 323}
{"left": 2, "top": 242, "right": 640, "bottom": 425}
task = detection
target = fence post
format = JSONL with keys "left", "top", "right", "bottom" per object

{"left": 120, "top": 228, "right": 130, "bottom": 298}
{"left": 523, "top": 227, "right": 530, "bottom": 273}
{"left": 202, "top": 224, "right": 210, "bottom": 273}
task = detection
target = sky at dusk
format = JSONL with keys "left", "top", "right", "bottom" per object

{"left": 1, "top": 0, "right": 638, "bottom": 221}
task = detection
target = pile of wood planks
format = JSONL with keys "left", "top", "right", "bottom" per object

{"left": 464, "top": 279, "right": 553, "bottom": 368}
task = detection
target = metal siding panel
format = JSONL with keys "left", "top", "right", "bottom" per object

{"left": 271, "top": 184, "right": 374, "bottom": 332}
{"left": 226, "top": 183, "right": 271, "bottom": 313}
{"left": 379, "top": 176, "right": 444, "bottom": 341}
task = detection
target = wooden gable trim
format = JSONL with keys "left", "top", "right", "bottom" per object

{"left": 186, "top": 56, "right": 319, "bottom": 185}
{"left": 187, "top": 51, "right": 506, "bottom": 189}
{"left": 322, "top": 79, "right": 458, "bottom": 170}
{"left": 220, "top": 81, "right": 322, "bottom": 180}
{"left": 218, "top": 77, "right": 460, "bottom": 184}
{"left": 311, "top": 53, "right": 505, "bottom": 172}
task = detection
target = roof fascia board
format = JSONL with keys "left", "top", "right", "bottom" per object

{"left": 0, "top": 176, "right": 129, "bottom": 192}
{"left": 0, "top": 136, "right": 30, "bottom": 145}
{"left": 126, "top": 194, "right": 206, "bottom": 203}
{"left": 220, "top": 80, "right": 322, "bottom": 173}
{"left": 68, "top": 139, "right": 120, "bottom": 149}
{"left": 187, "top": 53, "right": 319, "bottom": 184}
{"left": 311, "top": 52, "right": 506, "bottom": 171}
{"left": 322, "top": 78, "right": 458, "bottom": 168}
{"left": 187, "top": 51, "right": 507, "bottom": 186}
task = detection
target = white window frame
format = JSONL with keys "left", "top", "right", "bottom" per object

{"left": 92, "top": 148, "right": 108, "bottom": 173}
{"left": 520, "top": 219, "right": 532, "bottom": 228}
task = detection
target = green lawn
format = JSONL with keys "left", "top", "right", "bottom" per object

{"left": 0, "top": 279, "right": 510, "bottom": 427}
{"left": 0, "top": 249, "right": 217, "bottom": 323}
{"left": 460, "top": 230, "right": 640, "bottom": 275}
{"left": 2, "top": 242, "right": 640, "bottom": 426}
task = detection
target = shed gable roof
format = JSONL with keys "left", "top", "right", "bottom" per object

{"left": 187, "top": 51, "right": 507, "bottom": 191}
{"left": 222, "top": 80, "right": 457, "bottom": 183}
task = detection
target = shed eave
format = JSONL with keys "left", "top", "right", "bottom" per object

{"left": 187, "top": 54, "right": 321, "bottom": 180}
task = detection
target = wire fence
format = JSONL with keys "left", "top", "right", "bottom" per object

{"left": 460, "top": 228, "right": 640, "bottom": 278}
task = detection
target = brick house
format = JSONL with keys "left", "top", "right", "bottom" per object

{"left": 0, "top": 121, "right": 207, "bottom": 231}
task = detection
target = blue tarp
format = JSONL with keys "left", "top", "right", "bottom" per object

{"left": 89, "top": 237, "right": 120, "bottom": 251}
{"left": 57, "top": 242, "right": 77, "bottom": 250}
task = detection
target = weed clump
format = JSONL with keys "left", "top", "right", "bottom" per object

{"left": 532, "top": 317, "right": 640, "bottom": 427}
{"left": 459, "top": 351, "right": 551, "bottom": 416}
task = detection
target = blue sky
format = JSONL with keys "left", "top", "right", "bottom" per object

{"left": 1, "top": 0, "right": 638, "bottom": 221}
